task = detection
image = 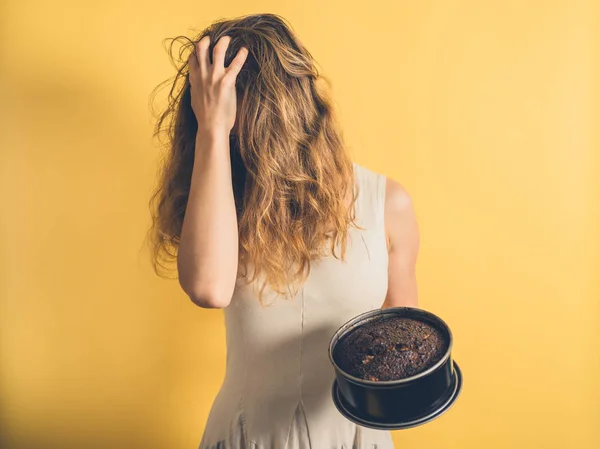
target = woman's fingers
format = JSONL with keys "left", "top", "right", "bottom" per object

{"left": 225, "top": 46, "right": 249, "bottom": 80}
{"left": 196, "top": 35, "right": 211, "bottom": 75}
{"left": 191, "top": 34, "right": 247, "bottom": 83}
{"left": 187, "top": 51, "right": 198, "bottom": 76}
{"left": 212, "top": 35, "right": 231, "bottom": 73}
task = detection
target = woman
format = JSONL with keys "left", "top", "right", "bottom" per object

{"left": 147, "top": 13, "right": 420, "bottom": 449}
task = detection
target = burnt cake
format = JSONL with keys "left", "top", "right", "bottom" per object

{"left": 333, "top": 315, "right": 448, "bottom": 381}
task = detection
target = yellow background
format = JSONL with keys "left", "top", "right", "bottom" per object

{"left": 1, "top": 1, "right": 598, "bottom": 448}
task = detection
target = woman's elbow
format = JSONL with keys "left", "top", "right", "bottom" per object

{"left": 180, "top": 281, "right": 231, "bottom": 309}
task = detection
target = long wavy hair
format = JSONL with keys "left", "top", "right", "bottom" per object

{"left": 145, "top": 13, "right": 364, "bottom": 305}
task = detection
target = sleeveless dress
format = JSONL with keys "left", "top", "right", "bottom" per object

{"left": 198, "top": 162, "right": 395, "bottom": 449}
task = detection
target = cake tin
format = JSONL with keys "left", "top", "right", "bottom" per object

{"left": 328, "top": 306, "right": 462, "bottom": 430}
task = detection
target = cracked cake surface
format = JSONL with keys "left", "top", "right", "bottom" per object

{"left": 333, "top": 315, "right": 448, "bottom": 381}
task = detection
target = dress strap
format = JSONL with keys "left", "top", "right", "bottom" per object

{"left": 352, "top": 162, "right": 386, "bottom": 228}
{"left": 376, "top": 171, "right": 387, "bottom": 224}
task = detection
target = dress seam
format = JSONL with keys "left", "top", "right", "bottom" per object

{"left": 237, "top": 300, "right": 250, "bottom": 447}
{"left": 283, "top": 285, "right": 307, "bottom": 449}
{"left": 301, "top": 285, "right": 312, "bottom": 449}
{"left": 300, "top": 285, "right": 304, "bottom": 399}
{"left": 301, "top": 398, "right": 312, "bottom": 449}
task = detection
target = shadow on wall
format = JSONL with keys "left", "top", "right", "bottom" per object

{"left": 1, "top": 48, "right": 212, "bottom": 449}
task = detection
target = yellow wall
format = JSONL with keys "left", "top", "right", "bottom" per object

{"left": 1, "top": 1, "right": 598, "bottom": 448}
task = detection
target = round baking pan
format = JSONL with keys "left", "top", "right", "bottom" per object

{"left": 328, "top": 307, "right": 463, "bottom": 429}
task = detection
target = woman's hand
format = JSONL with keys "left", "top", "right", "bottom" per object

{"left": 188, "top": 35, "right": 249, "bottom": 136}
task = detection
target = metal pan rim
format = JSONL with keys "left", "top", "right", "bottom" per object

{"left": 329, "top": 307, "right": 454, "bottom": 385}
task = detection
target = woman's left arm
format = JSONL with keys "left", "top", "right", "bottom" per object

{"left": 381, "top": 177, "right": 420, "bottom": 308}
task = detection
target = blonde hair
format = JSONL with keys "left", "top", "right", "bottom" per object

{"left": 145, "top": 13, "right": 363, "bottom": 305}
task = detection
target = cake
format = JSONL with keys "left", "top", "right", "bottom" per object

{"left": 333, "top": 315, "right": 448, "bottom": 381}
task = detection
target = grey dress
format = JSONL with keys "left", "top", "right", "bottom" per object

{"left": 198, "top": 162, "right": 395, "bottom": 449}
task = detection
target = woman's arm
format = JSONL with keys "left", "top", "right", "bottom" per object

{"left": 177, "top": 131, "right": 239, "bottom": 309}
{"left": 178, "top": 35, "right": 248, "bottom": 309}
{"left": 381, "top": 177, "right": 420, "bottom": 308}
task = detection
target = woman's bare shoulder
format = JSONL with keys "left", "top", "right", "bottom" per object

{"left": 384, "top": 177, "right": 417, "bottom": 253}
